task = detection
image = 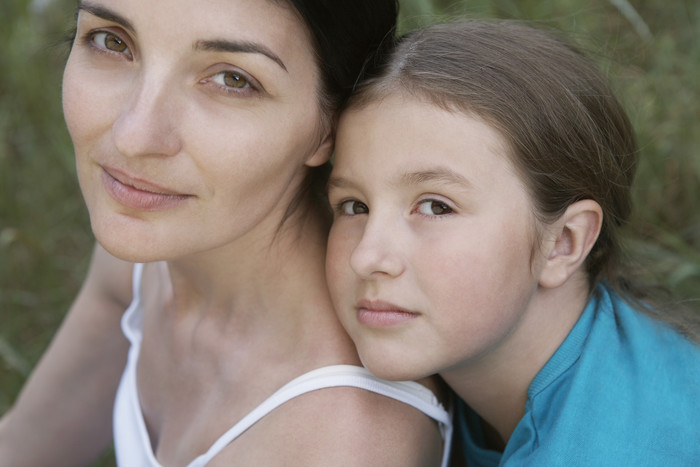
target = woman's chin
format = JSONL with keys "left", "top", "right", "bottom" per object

{"left": 90, "top": 219, "right": 166, "bottom": 264}
{"left": 95, "top": 238, "right": 158, "bottom": 264}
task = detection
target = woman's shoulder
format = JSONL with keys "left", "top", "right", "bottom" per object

{"left": 209, "top": 369, "right": 447, "bottom": 466}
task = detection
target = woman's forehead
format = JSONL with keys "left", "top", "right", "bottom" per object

{"left": 78, "top": 0, "right": 309, "bottom": 47}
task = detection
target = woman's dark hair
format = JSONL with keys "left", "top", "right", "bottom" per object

{"left": 281, "top": 0, "right": 398, "bottom": 228}
{"left": 288, "top": 0, "right": 398, "bottom": 119}
{"left": 347, "top": 20, "right": 699, "bottom": 340}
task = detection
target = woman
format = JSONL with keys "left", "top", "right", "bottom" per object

{"left": 0, "top": 1, "right": 450, "bottom": 465}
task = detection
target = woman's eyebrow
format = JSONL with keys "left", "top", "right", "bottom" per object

{"left": 78, "top": 1, "right": 135, "bottom": 32}
{"left": 76, "top": 1, "right": 287, "bottom": 73}
{"left": 194, "top": 40, "right": 288, "bottom": 72}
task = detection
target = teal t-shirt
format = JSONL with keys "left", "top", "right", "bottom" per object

{"left": 456, "top": 284, "right": 700, "bottom": 466}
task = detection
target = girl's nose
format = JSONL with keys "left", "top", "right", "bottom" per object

{"left": 112, "top": 74, "right": 182, "bottom": 159}
{"left": 349, "top": 217, "right": 405, "bottom": 279}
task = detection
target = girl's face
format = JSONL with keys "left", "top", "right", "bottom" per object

{"left": 64, "top": 0, "right": 330, "bottom": 262}
{"left": 327, "top": 94, "right": 549, "bottom": 381}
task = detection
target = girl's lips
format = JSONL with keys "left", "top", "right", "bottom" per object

{"left": 101, "top": 167, "right": 192, "bottom": 211}
{"left": 356, "top": 300, "right": 419, "bottom": 327}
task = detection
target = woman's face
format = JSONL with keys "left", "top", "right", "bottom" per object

{"left": 64, "top": 0, "right": 330, "bottom": 262}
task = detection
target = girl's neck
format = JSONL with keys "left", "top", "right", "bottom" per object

{"left": 442, "top": 278, "right": 590, "bottom": 449}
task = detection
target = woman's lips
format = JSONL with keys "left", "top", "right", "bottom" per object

{"left": 356, "top": 300, "right": 419, "bottom": 327}
{"left": 101, "top": 167, "right": 192, "bottom": 211}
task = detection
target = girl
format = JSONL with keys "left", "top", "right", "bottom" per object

{"left": 327, "top": 20, "right": 700, "bottom": 466}
{"left": 0, "top": 1, "right": 452, "bottom": 466}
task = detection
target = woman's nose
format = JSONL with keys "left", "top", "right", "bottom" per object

{"left": 349, "top": 217, "right": 405, "bottom": 279}
{"left": 112, "top": 74, "right": 182, "bottom": 158}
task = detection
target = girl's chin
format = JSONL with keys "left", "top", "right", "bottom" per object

{"left": 358, "top": 354, "right": 428, "bottom": 383}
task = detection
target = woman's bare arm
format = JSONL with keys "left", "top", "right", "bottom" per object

{"left": 0, "top": 244, "right": 133, "bottom": 467}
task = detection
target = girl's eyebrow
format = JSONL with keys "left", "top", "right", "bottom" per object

{"left": 327, "top": 167, "right": 472, "bottom": 191}
{"left": 399, "top": 168, "right": 472, "bottom": 189}
{"left": 78, "top": 1, "right": 135, "bottom": 32}
{"left": 327, "top": 175, "right": 353, "bottom": 191}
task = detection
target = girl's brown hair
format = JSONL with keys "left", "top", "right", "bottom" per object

{"left": 348, "top": 20, "right": 699, "bottom": 339}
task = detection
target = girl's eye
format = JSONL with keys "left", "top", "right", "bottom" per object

{"left": 212, "top": 71, "right": 251, "bottom": 90}
{"left": 414, "top": 200, "right": 453, "bottom": 216}
{"left": 90, "top": 31, "right": 132, "bottom": 58}
{"left": 338, "top": 200, "right": 369, "bottom": 216}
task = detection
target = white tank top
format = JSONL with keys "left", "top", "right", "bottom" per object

{"left": 113, "top": 263, "right": 452, "bottom": 466}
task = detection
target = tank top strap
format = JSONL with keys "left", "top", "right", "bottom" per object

{"left": 120, "top": 262, "right": 145, "bottom": 344}
{"left": 188, "top": 364, "right": 452, "bottom": 467}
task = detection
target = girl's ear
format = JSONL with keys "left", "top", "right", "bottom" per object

{"left": 305, "top": 130, "right": 334, "bottom": 168}
{"left": 539, "top": 199, "right": 603, "bottom": 288}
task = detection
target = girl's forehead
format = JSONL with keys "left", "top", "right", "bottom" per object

{"left": 339, "top": 95, "right": 512, "bottom": 176}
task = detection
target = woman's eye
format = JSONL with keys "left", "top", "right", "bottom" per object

{"left": 212, "top": 71, "right": 250, "bottom": 90}
{"left": 338, "top": 200, "right": 369, "bottom": 216}
{"left": 90, "top": 31, "right": 131, "bottom": 57}
{"left": 414, "top": 200, "right": 453, "bottom": 216}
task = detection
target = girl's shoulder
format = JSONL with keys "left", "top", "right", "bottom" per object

{"left": 594, "top": 283, "right": 700, "bottom": 356}
{"left": 503, "top": 286, "right": 700, "bottom": 465}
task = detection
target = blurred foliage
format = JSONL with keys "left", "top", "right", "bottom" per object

{"left": 1, "top": 0, "right": 90, "bottom": 402}
{"left": 0, "top": 0, "right": 697, "bottom": 464}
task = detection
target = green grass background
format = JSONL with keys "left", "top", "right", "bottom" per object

{"left": 1, "top": 0, "right": 698, "bottom": 464}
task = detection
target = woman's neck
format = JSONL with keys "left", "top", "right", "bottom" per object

{"left": 165, "top": 209, "right": 329, "bottom": 317}
{"left": 142, "top": 206, "right": 359, "bottom": 371}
